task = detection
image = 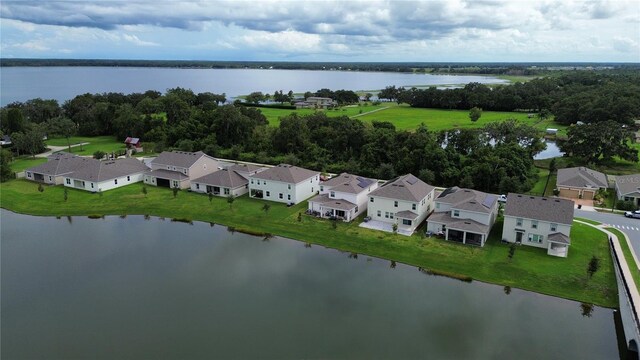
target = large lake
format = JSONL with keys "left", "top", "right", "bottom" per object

{"left": 1, "top": 210, "right": 619, "bottom": 359}
{"left": 0, "top": 67, "right": 507, "bottom": 106}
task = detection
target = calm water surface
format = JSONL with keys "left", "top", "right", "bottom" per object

{"left": 0, "top": 210, "right": 619, "bottom": 359}
{"left": 0, "top": 67, "right": 508, "bottom": 106}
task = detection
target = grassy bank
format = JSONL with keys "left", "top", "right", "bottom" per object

{"left": 606, "top": 227, "right": 640, "bottom": 289}
{"left": 0, "top": 179, "right": 617, "bottom": 307}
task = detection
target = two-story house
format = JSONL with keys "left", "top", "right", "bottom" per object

{"left": 365, "top": 174, "right": 435, "bottom": 235}
{"left": 502, "top": 193, "right": 574, "bottom": 257}
{"left": 426, "top": 187, "right": 498, "bottom": 246}
{"left": 143, "top": 151, "right": 219, "bottom": 189}
{"left": 191, "top": 164, "right": 266, "bottom": 197}
{"left": 248, "top": 164, "right": 320, "bottom": 204}
{"left": 307, "top": 173, "right": 378, "bottom": 222}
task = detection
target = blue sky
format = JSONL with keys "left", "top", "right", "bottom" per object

{"left": 1, "top": 0, "right": 639, "bottom": 62}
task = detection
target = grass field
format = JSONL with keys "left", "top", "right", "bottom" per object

{"left": 258, "top": 104, "right": 388, "bottom": 126}
{"left": 0, "top": 179, "right": 617, "bottom": 307}
{"left": 9, "top": 157, "right": 47, "bottom": 173}
{"left": 606, "top": 227, "right": 640, "bottom": 290}
{"left": 46, "top": 136, "right": 125, "bottom": 156}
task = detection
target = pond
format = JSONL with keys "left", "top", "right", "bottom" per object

{"left": 534, "top": 140, "right": 565, "bottom": 160}
{"left": 0, "top": 210, "right": 619, "bottom": 359}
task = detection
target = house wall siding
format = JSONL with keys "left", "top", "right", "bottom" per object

{"left": 63, "top": 172, "right": 145, "bottom": 193}
{"left": 249, "top": 174, "right": 319, "bottom": 204}
{"left": 190, "top": 182, "right": 248, "bottom": 197}
{"left": 367, "top": 191, "right": 434, "bottom": 232}
{"left": 501, "top": 215, "right": 571, "bottom": 249}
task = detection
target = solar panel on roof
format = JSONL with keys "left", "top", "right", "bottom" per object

{"left": 356, "top": 176, "right": 374, "bottom": 188}
{"left": 482, "top": 195, "right": 496, "bottom": 208}
{"left": 438, "top": 187, "right": 455, "bottom": 198}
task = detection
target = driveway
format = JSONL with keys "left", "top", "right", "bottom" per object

{"left": 575, "top": 209, "right": 640, "bottom": 256}
{"left": 36, "top": 143, "right": 90, "bottom": 158}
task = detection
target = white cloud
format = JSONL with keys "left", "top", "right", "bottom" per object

{"left": 122, "top": 34, "right": 158, "bottom": 47}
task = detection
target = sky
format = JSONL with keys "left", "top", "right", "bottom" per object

{"left": 1, "top": 0, "right": 639, "bottom": 62}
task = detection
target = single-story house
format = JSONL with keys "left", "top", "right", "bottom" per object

{"left": 191, "top": 163, "right": 266, "bottom": 197}
{"left": 366, "top": 174, "right": 435, "bottom": 235}
{"left": 556, "top": 167, "right": 608, "bottom": 199}
{"left": 25, "top": 152, "right": 89, "bottom": 185}
{"left": 308, "top": 172, "right": 378, "bottom": 222}
{"left": 502, "top": 193, "right": 574, "bottom": 257}
{"left": 248, "top": 164, "right": 320, "bottom": 204}
{"left": 615, "top": 174, "right": 640, "bottom": 206}
{"left": 63, "top": 158, "right": 149, "bottom": 192}
{"left": 426, "top": 187, "right": 499, "bottom": 246}
{"left": 144, "top": 151, "right": 219, "bottom": 189}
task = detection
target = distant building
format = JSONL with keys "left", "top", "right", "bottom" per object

{"left": 294, "top": 97, "right": 337, "bottom": 109}
{"left": 556, "top": 167, "right": 608, "bottom": 199}
{"left": 615, "top": 174, "right": 640, "bottom": 207}
{"left": 124, "top": 137, "right": 143, "bottom": 152}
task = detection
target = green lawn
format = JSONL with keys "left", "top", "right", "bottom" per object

{"left": 576, "top": 218, "right": 601, "bottom": 225}
{"left": 0, "top": 179, "right": 617, "bottom": 307}
{"left": 46, "top": 136, "right": 125, "bottom": 156}
{"left": 606, "top": 227, "right": 640, "bottom": 290}
{"left": 257, "top": 104, "right": 387, "bottom": 126}
{"left": 9, "top": 157, "right": 47, "bottom": 173}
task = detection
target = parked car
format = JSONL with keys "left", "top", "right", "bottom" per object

{"left": 497, "top": 194, "right": 507, "bottom": 203}
{"left": 624, "top": 210, "right": 640, "bottom": 219}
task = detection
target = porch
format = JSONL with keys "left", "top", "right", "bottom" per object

{"left": 547, "top": 232, "right": 571, "bottom": 258}
{"left": 359, "top": 220, "right": 413, "bottom": 236}
{"left": 426, "top": 211, "right": 489, "bottom": 247}
{"left": 308, "top": 194, "right": 356, "bottom": 222}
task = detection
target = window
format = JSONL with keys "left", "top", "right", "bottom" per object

{"left": 385, "top": 212, "right": 389, "bottom": 219}
{"left": 288, "top": 184, "right": 291, "bottom": 190}
{"left": 183, "top": 169, "right": 187, "bottom": 174}
{"left": 287, "top": 194, "right": 291, "bottom": 200}
{"left": 49, "top": 176, "right": 52, "bottom": 181}
{"left": 167, "top": 165, "right": 170, "bottom": 170}
{"left": 251, "top": 179, "right": 254, "bottom": 184}
{"left": 528, "top": 234, "right": 543, "bottom": 243}
{"left": 279, "top": 193, "right": 283, "bottom": 199}
{"left": 127, "top": 176, "right": 130, "bottom": 181}
{"left": 390, "top": 213, "right": 394, "bottom": 219}
{"left": 516, "top": 218, "right": 523, "bottom": 227}
{"left": 330, "top": 191, "right": 335, "bottom": 198}
{"left": 173, "top": 181, "right": 178, "bottom": 188}
{"left": 625, "top": 196, "right": 633, "bottom": 202}
{"left": 377, "top": 210, "right": 381, "bottom": 217}
{"left": 394, "top": 201, "right": 398, "bottom": 207}
{"left": 453, "top": 210, "right": 460, "bottom": 217}
{"left": 82, "top": 181, "right": 85, "bottom": 187}
{"left": 320, "top": 186, "right": 324, "bottom": 192}
{"left": 355, "top": 206, "right": 358, "bottom": 213}
{"left": 550, "top": 223, "right": 557, "bottom": 232}
{"left": 27, "top": 172, "right": 31, "bottom": 178}
{"left": 370, "top": 197, "right": 374, "bottom": 203}
{"left": 172, "top": 167, "right": 176, "bottom": 171}
{"left": 245, "top": 184, "right": 248, "bottom": 189}
{"left": 266, "top": 191, "right": 270, "bottom": 197}
{"left": 412, "top": 203, "right": 417, "bottom": 210}
{"left": 311, "top": 187, "right": 314, "bottom": 192}
{"left": 224, "top": 188, "right": 230, "bottom": 195}
{"left": 264, "top": 181, "right": 267, "bottom": 185}
{"left": 436, "top": 203, "right": 440, "bottom": 209}
{"left": 402, "top": 219, "right": 412, "bottom": 226}
{"left": 114, "top": 179, "right": 118, "bottom": 185}
{"left": 66, "top": 178, "right": 71, "bottom": 185}
{"left": 196, "top": 184, "right": 200, "bottom": 190}
{"left": 91, "top": 183, "right": 94, "bottom": 189}
{"left": 531, "top": 220, "right": 538, "bottom": 229}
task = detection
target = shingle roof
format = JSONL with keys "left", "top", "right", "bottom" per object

{"left": 192, "top": 168, "right": 248, "bottom": 189}
{"left": 504, "top": 193, "right": 574, "bottom": 225}
{"left": 308, "top": 194, "right": 357, "bottom": 211}
{"left": 147, "top": 169, "right": 189, "bottom": 181}
{"left": 436, "top": 187, "right": 497, "bottom": 214}
{"left": 226, "top": 163, "right": 264, "bottom": 174}
{"left": 150, "top": 151, "right": 210, "bottom": 168}
{"left": 67, "top": 158, "right": 149, "bottom": 182}
{"left": 548, "top": 232, "right": 571, "bottom": 245}
{"left": 369, "top": 174, "right": 434, "bottom": 202}
{"left": 396, "top": 210, "right": 419, "bottom": 220}
{"left": 124, "top": 137, "right": 140, "bottom": 145}
{"left": 27, "top": 152, "right": 88, "bottom": 176}
{"left": 428, "top": 212, "right": 490, "bottom": 234}
{"left": 615, "top": 174, "right": 640, "bottom": 196}
{"left": 250, "top": 164, "right": 319, "bottom": 184}
{"left": 557, "top": 167, "right": 608, "bottom": 189}
{"left": 321, "top": 173, "right": 377, "bottom": 194}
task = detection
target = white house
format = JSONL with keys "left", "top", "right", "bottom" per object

{"left": 615, "top": 174, "right": 640, "bottom": 207}
{"left": 25, "top": 152, "right": 88, "bottom": 185}
{"left": 294, "top": 97, "right": 337, "bottom": 109}
{"left": 62, "top": 158, "right": 149, "bottom": 192}
{"left": 556, "top": 167, "right": 608, "bottom": 200}
{"left": 307, "top": 173, "right": 378, "bottom": 222}
{"left": 501, "top": 193, "right": 574, "bottom": 257}
{"left": 143, "top": 151, "right": 219, "bottom": 189}
{"left": 365, "top": 174, "right": 435, "bottom": 235}
{"left": 248, "top": 164, "right": 320, "bottom": 204}
{"left": 191, "top": 164, "right": 266, "bottom": 197}
{"left": 426, "top": 187, "right": 499, "bottom": 246}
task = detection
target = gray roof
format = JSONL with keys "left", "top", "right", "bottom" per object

{"left": 67, "top": 158, "right": 149, "bottom": 182}
{"left": 615, "top": 174, "right": 640, "bottom": 196}
{"left": 147, "top": 169, "right": 189, "bottom": 181}
{"left": 225, "top": 163, "right": 265, "bottom": 175}
{"left": 396, "top": 210, "right": 419, "bottom": 220}
{"left": 192, "top": 168, "right": 248, "bottom": 189}
{"left": 27, "top": 152, "right": 88, "bottom": 176}
{"left": 436, "top": 187, "right": 497, "bottom": 214}
{"left": 504, "top": 193, "right": 574, "bottom": 225}
{"left": 321, "top": 173, "right": 376, "bottom": 194}
{"left": 150, "top": 151, "right": 211, "bottom": 168}
{"left": 308, "top": 194, "right": 357, "bottom": 211}
{"left": 250, "top": 164, "right": 319, "bottom": 184}
{"left": 428, "top": 212, "right": 490, "bottom": 234}
{"left": 369, "top": 174, "right": 434, "bottom": 202}
{"left": 548, "top": 232, "right": 571, "bottom": 245}
{"left": 557, "top": 167, "right": 608, "bottom": 189}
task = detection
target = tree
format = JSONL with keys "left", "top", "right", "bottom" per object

{"left": 587, "top": 256, "right": 600, "bottom": 278}
{"left": 47, "top": 116, "right": 76, "bottom": 152}
{"left": 364, "top": 93, "right": 373, "bottom": 101}
{"left": 561, "top": 121, "right": 638, "bottom": 164}
{"left": 63, "top": 187, "right": 68, "bottom": 202}
{"left": 142, "top": 185, "right": 147, "bottom": 197}
{"left": 93, "top": 150, "right": 106, "bottom": 159}
{"left": 208, "top": 192, "right": 213, "bottom": 203}
{"left": 262, "top": 203, "right": 271, "bottom": 214}
{"left": 297, "top": 212, "right": 302, "bottom": 222}
{"left": 172, "top": 187, "right": 179, "bottom": 198}
{"left": 38, "top": 183, "right": 44, "bottom": 193}
{"left": 227, "top": 195, "right": 235, "bottom": 209}
{"left": 580, "top": 303, "right": 594, "bottom": 317}
{"left": 5, "top": 108, "right": 25, "bottom": 134}
{"left": 245, "top": 92, "right": 267, "bottom": 104}
{"left": 392, "top": 223, "right": 398, "bottom": 234}
{"left": 469, "top": 107, "right": 482, "bottom": 122}
{"left": 0, "top": 149, "right": 13, "bottom": 182}
{"left": 508, "top": 243, "right": 516, "bottom": 261}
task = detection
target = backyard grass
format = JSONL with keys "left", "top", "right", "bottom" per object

{"left": 534, "top": 154, "right": 640, "bottom": 176}
{"left": 45, "top": 136, "right": 125, "bottom": 156}
{"left": 606, "top": 227, "right": 640, "bottom": 290}
{"left": 0, "top": 179, "right": 617, "bottom": 307}
{"left": 9, "top": 157, "right": 47, "bottom": 173}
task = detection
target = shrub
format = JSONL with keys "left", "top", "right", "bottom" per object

{"left": 616, "top": 200, "right": 636, "bottom": 211}
{"left": 93, "top": 150, "right": 106, "bottom": 159}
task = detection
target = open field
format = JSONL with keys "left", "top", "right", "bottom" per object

{"left": 0, "top": 179, "right": 617, "bottom": 307}
{"left": 46, "top": 136, "right": 125, "bottom": 156}
{"left": 258, "top": 104, "right": 387, "bottom": 126}
{"left": 9, "top": 157, "right": 47, "bottom": 173}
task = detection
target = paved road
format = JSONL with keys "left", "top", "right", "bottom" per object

{"left": 575, "top": 209, "right": 640, "bottom": 256}
{"left": 36, "top": 142, "right": 90, "bottom": 158}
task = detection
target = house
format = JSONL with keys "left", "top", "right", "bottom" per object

{"left": 294, "top": 97, "right": 337, "bottom": 109}
{"left": 307, "top": 173, "right": 378, "bottom": 222}
{"left": 191, "top": 163, "right": 266, "bottom": 197}
{"left": 62, "top": 158, "right": 149, "bottom": 192}
{"left": 248, "top": 164, "right": 320, "bottom": 204}
{"left": 143, "top": 151, "right": 219, "bottom": 189}
{"left": 556, "top": 167, "right": 608, "bottom": 199}
{"left": 365, "top": 174, "right": 435, "bottom": 235}
{"left": 124, "top": 137, "right": 143, "bottom": 152}
{"left": 25, "top": 152, "right": 88, "bottom": 185}
{"left": 615, "top": 174, "right": 640, "bottom": 206}
{"left": 426, "top": 187, "right": 499, "bottom": 246}
{"left": 501, "top": 193, "right": 574, "bottom": 257}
